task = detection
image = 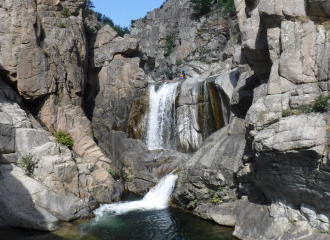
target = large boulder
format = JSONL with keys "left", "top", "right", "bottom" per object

{"left": 252, "top": 114, "right": 329, "bottom": 210}
{"left": 15, "top": 129, "right": 50, "bottom": 157}
{"left": 0, "top": 112, "right": 15, "bottom": 154}
{"left": 56, "top": 105, "right": 117, "bottom": 203}
{"left": 0, "top": 164, "right": 59, "bottom": 231}
{"left": 233, "top": 198, "right": 314, "bottom": 240}
{"left": 173, "top": 118, "right": 248, "bottom": 223}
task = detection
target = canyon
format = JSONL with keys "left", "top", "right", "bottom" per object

{"left": 1, "top": 0, "right": 330, "bottom": 239}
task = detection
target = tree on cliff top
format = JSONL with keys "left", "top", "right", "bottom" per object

{"left": 190, "top": 0, "right": 214, "bottom": 14}
{"left": 95, "top": 12, "right": 130, "bottom": 37}
{"left": 84, "top": 0, "right": 95, "bottom": 17}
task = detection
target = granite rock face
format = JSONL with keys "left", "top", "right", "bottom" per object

{"left": 172, "top": 118, "right": 253, "bottom": 225}
{"left": 229, "top": 0, "right": 330, "bottom": 238}
{"left": 130, "top": 0, "right": 241, "bottom": 81}
{"left": 0, "top": 0, "right": 87, "bottom": 107}
{"left": 85, "top": 25, "right": 151, "bottom": 153}
{"left": 0, "top": 78, "right": 118, "bottom": 230}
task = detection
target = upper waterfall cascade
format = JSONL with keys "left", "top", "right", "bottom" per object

{"left": 146, "top": 82, "right": 180, "bottom": 150}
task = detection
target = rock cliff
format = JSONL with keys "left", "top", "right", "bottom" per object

{"left": 0, "top": 0, "right": 122, "bottom": 230}
{"left": 177, "top": 0, "right": 330, "bottom": 238}
{"left": 130, "top": 0, "right": 241, "bottom": 80}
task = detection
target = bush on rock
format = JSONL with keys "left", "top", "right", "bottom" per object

{"left": 55, "top": 131, "right": 74, "bottom": 149}
{"left": 20, "top": 153, "right": 35, "bottom": 175}
{"left": 218, "top": 0, "right": 236, "bottom": 16}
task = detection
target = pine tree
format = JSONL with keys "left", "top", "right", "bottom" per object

{"left": 84, "top": 0, "right": 95, "bottom": 17}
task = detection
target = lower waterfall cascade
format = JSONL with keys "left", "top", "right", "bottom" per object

{"left": 93, "top": 174, "right": 178, "bottom": 216}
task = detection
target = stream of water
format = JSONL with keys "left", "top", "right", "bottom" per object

{"left": 0, "top": 175, "right": 233, "bottom": 240}
{"left": 146, "top": 82, "right": 180, "bottom": 150}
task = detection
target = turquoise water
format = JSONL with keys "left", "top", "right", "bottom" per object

{"left": 0, "top": 193, "right": 233, "bottom": 240}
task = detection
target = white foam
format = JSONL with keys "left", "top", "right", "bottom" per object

{"left": 94, "top": 174, "right": 178, "bottom": 218}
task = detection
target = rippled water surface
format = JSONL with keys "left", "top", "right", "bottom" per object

{"left": 0, "top": 193, "right": 233, "bottom": 240}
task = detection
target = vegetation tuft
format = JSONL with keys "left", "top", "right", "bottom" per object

{"left": 190, "top": 0, "right": 213, "bottom": 14}
{"left": 107, "top": 169, "right": 116, "bottom": 178}
{"left": 84, "top": 23, "right": 96, "bottom": 34}
{"left": 59, "top": 22, "right": 67, "bottom": 28}
{"left": 312, "top": 94, "right": 330, "bottom": 113}
{"left": 159, "top": 70, "right": 174, "bottom": 80}
{"left": 20, "top": 153, "right": 35, "bottom": 174}
{"left": 176, "top": 59, "right": 182, "bottom": 65}
{"left": 62, "top": 7, "right": 71, "bottom": 18}
{"left": 282, "top": 94, "right": 330, "bottom": 118}
{"left": 55, "top": 131, "right": 74, "bottom": 149}
{"left": 282, "top": 109, "right": 294, "bottom": 117}
{"left": 164, "top": 35, "right": 175, "bottom": 57}
{"left": 218, "top": 0, "right": 236, "bottom": 16}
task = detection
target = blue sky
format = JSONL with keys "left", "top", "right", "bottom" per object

{"left": 92, "top": 0, "right": 166, "bottom": 28}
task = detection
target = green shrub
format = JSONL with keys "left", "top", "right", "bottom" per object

{"left": 193, "top": 199, "right": 198, "bottom": 204}
{"left": 164, "top": 35, "right": 174, "bottom": 57}
{"left": 107, "top": 169, "right": 116, "bottom": 178}
{"left": 159, "top": 70, "right": 173, "bottom": 80}
{"left": 55, "top": 131, "right": 73, "bottom": 149}
{"left": 190, "top": 0, "right": 213, "bottom": 14}
{"left": 176, "top": 59, "right": 182, "bottom": 65}
{"left": 313, "top": 94, "right": 330, "bottom": 113}
{"left": 59, "top": 23, "right": 67, "bottom": 28}
{"left": 20, "top": 153, "right": 35, "bottom": 174}
{"left": 212, "top": 194, "right": 220, "bottom": 204}
{"left": 84, "top": 23, "right": 96, "bottom": 34}
{"left": 62, "top": 7, "right": 71, "bottom": 18}
{"left": 218, "top": 0, "right": 236, "bottom": 16}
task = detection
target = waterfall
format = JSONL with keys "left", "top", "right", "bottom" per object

{"left": 146, "top": 82, "right": 180, "bottom": 150}
{"left": 93, "top": 175, "right": 178, "bottom": 217}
